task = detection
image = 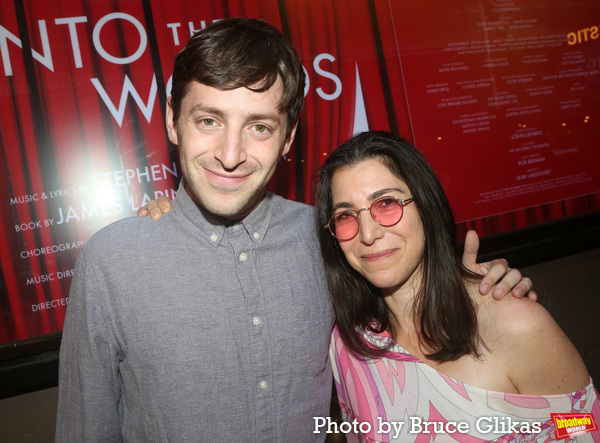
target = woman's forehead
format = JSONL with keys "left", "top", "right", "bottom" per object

{"left": 331, "top": 159, "right": 408, "bottom": 202}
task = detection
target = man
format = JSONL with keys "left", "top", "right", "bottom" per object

{"left": 56, "top": 17, "right": 532, "bottom": 442}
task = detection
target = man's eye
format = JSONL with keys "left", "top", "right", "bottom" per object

{"left": 201, "top": 118, "right": 215, "bottom": 126}
{"left": 254, "top": 124, "right": 268, "bottom": 133}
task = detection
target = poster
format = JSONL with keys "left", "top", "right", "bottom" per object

{"left": 0, "top": 0, "right": 598, "bottom": 344}
{"left": 390, "top": 0, "right": 600, "bottom": 233}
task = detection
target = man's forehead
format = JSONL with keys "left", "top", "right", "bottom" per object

{"left": 186, "top": 77, "right": 284, "bottom": 97}
{"left": 182, "top": 79, "right": 287, "bottom": 116}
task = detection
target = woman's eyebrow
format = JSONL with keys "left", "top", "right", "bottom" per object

{"left": 332, "top": 187, "right": 406, "bottom": 212}
{"left": 368, "top": 187, "right": 405, "bottom": 201}
{"left": 332, "top": 201, "right": 353, "bottom": 212}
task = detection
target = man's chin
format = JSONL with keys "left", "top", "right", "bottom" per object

{"left": 185, "top": 181, "right": 265, "bottom": 220}
{"left": 198, "top": 196, "right": 257, "bottom": 221}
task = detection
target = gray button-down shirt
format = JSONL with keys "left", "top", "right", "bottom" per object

{"left": 56, "top": 180, "right": 334, "bottom": 442}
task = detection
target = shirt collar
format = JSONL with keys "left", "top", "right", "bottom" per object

{"left": 173, "top": 178, "right": 272, "bottom": 247}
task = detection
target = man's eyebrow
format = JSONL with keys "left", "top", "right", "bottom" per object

{"left": 187, "top": 104, "right": 226, "bottom": 119}
{"left": 246, "top": 112, "right": 282, "bottom": 125}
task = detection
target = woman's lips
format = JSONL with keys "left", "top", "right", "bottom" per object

{"left": 361, "top": 249, "right": 397, "bottom": 261}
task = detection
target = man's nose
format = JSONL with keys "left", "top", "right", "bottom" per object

{"left": 214, "top": 128, "right": 247, "bottom": 170}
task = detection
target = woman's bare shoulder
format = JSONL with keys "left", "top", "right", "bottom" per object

{"left": 476, "top": 292, "right": 590, "bottom": 395}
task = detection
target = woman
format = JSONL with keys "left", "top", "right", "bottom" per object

{"left": 317, "top": 131, "right": 599, "bottom": 442}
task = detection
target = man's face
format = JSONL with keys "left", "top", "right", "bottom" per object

{"left": 166, "top": 78, "right": 296, "bottom": 220}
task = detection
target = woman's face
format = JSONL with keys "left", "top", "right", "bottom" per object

{"left": 330, "top": 158, "right": 425, "bottom": 295}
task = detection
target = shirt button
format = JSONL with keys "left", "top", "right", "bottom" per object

{"left": 253, "top": 232, "right": 260, "bottom": 240}
{"left": 252, "top": 317, "right": 261, "bottom": 326}
{"left": 239, "top": 252, "right": 248, "bottom": 262}
{"left": 259, "top": 380, "right": 268, "bottom": 390}
{"left": 232, "top": 224, "right": 240, "bottom": 231}
{"left": 210, "top": 233, "right": 218, "bottom": 242}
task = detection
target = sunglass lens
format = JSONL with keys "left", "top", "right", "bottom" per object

{"left": 371, "top": 198, "right": 403, "bottom": 226}
{"left": 332, "top": 212, "right": 358, "bottom": 240}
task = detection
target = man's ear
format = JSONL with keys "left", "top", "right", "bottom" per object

{"left": 165, "top": 98, "right": 178, "bottom": 145}
{"left": 281, "top": 121, "right": 299, "bottom": 157}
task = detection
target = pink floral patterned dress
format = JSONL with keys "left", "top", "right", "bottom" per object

{"left": 330, "top": 325, "right": 600, "bottom": 442}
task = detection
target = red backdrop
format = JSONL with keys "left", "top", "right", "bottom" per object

{"left": 0, "top": 0, "right": 598, "bottom": 343}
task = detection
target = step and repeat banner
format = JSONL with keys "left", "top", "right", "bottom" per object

{"left": 0, "top": 0, "right": 598, "bottom": 344}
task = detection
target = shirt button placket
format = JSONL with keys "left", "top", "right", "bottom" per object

{"left": 231, "top": 229, "right": 274, "bottom": 437}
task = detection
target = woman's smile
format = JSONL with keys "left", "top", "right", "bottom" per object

{"left": 361, "top": 248, "right": 398, "bottom": 262}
